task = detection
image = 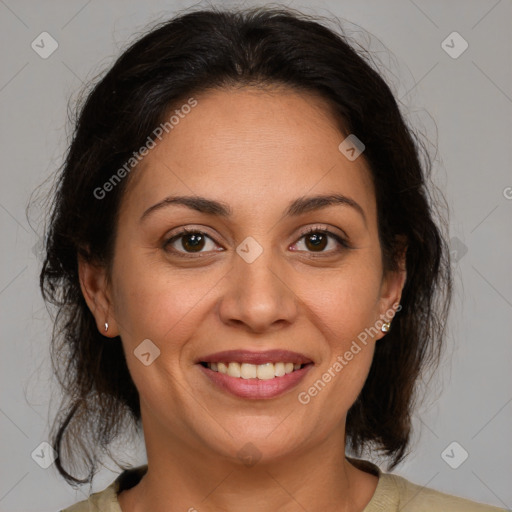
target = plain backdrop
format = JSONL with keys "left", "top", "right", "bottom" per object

{"left": 0, "top": 0, "right": 511, "bottom": 510}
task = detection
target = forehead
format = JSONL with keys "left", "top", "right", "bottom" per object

{"left": 120, "top": 86, "right": 376, "bottom": 224}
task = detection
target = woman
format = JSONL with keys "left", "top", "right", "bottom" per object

{"left": 39, "top": 5, "right": 505, "bottom": 511}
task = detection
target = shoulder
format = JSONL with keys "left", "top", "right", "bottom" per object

{"left": 377, "top": 472, "right": 507, "bottom": 512}
{"left": 59, "top": 480, "right": 121, "bottom": 512}
{"left": 58, "top": 465, "right": 148, "bottom": 512}
{"left": 347, "top": 457, "right": 506, "bottom": 512}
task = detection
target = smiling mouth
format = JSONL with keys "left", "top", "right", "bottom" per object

{"left": 199, "top": 361, "right": 311, "bottom": 380}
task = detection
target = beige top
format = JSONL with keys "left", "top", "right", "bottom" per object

{"left": 60, "top": 457, "right": 507, "bottom": 511}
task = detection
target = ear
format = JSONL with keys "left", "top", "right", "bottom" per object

{"left": 375, "top": 237, "right": 407, "bottom": 339}
{"left": 78, "top": 254, "right": 119, "bottom": 337}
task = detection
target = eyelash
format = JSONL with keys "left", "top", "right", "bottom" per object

{"left": 163, "top": 226, "right": 350, "bottom": 258}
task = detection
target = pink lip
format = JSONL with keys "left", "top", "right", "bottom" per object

{"left": 197, "top": 362, "right": 314, "bottom": 399}
{"left": 196, "top": 349, "right": 313, "bottom": 365}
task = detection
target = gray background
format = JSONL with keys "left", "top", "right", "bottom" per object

{"left": 1, "top": 0, "right": 511, "bottom": 510}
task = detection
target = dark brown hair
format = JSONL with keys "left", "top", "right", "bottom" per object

{"left": 39, "top": 5, "right": 452, "bottom": 485}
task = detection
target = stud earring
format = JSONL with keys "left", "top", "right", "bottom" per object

{"left": 104, "top": 322, "right": 109, "bottom": 333}
{"left": 381, "top": 322, "right": 391, "bottom": 333}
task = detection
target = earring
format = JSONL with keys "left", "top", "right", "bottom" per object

{"left": 104, "top": 322, "right": 109, "bottom": 333}
{"left": 381, "top": 322, "right": 391, "bottom": 333}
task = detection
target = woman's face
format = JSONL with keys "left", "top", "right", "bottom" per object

{"left": 82, "top": 86, "right": 405, "bottom": 464}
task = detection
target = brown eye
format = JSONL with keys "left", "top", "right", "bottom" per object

{"left": 180, "top": 232, "right": 206, "bottom": 252}
{"left": 164, "top": 229, "right": 220, "bottom": 255}
{"left": 292, "top": 227, "right": 349, "bottom": 254}
{"left": 304, "top": 232, "right": 328, "bottom": 252}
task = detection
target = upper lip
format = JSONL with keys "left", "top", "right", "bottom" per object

{"left": 196, "top": 349, "right": 313, "bottom": 365}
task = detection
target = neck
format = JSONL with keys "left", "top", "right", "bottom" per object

{"left": 118, "top": 421, "right": 378, "bottom": 512}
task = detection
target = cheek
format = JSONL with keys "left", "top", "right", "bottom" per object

{"left": 113, "top": 273, "right": 210, "bottom": 347}
{"left": 110, "top": 261, "right": 210, "bottom": 414}
{"left": 294, "top": 264, "right": 381, "bottom": 405}
{"left": 302, "top": 261, "right": 383, "bottom": 341}
{"left": 111, "top": 239, "right": 222, "bottom": 343}
{"left": 307, "top": 283, "right": 378, "bottom": 377}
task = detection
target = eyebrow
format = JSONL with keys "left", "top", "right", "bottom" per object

{"left": 140, "top": 193, "right": 366, "bottom": 225}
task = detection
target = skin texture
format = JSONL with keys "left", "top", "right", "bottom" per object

{"left": 79, "top": 86, "right": 406, "bottom": 512}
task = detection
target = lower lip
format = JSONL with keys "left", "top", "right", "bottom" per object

{"left": 197, "top": 363, "right": 313, "bottom": 399}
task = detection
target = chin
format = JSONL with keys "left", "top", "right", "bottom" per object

{"left": 205, "top": 426, "right": 304, "bottom": 466}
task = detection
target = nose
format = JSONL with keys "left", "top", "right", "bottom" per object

{"left": 217, "top": 247, "right": 299, "bottom": 334}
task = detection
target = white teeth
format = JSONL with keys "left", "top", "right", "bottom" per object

{"left": 240, "top": 363, "right": 257, "bottom": 379}
{"left": 227, "top": 362, "right": 241, "bottom": 377}
{"left": 257, "top": 363, "right": 275, "bottom": 380}
{"left": 274, "top": 362, "right": 285, "bottom": 377}
{"left": 206, "top": 361, "right": 304, "bottom": 379}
